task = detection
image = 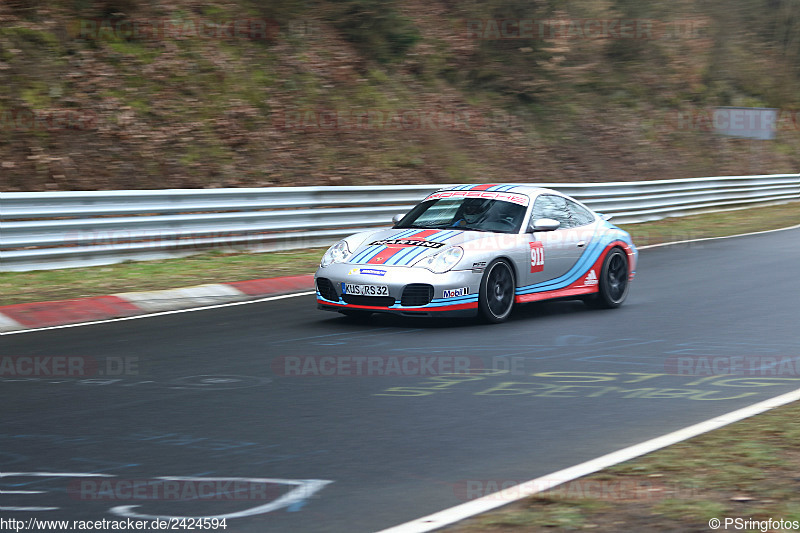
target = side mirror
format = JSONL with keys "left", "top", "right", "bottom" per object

{"left": 529, "top": 218, "right": 560, "bottom": 232}
{"left": 599, "top": 213, "right": 613, "bottom": 221}
{"left": 392, "top": 213, "right": 405, "bottom": 225}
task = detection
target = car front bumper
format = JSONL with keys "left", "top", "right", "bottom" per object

{"left": 315, "top": 263, "right": 484, "bottom": 317}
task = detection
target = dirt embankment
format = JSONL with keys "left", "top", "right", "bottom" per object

{"left": 1, "top": 0, "right": 798, "bottom": 192}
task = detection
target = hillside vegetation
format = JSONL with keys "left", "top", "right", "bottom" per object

{"left": 1, "top": 0, "right": 799, "bottom": 191}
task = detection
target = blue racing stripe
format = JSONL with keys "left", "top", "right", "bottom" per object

{"left": 384, "top": 246, "right": 420, "bottom": 266}
{"left": 431, "top": 230, "right": 461, "bottom": 241}
{"left": 397, "top": 247, "right": 431, "bottom": 266}
{"left": 392, "top": 228, "right": 425, "bottom": 239}
{"left": 395, "top": 229, "right": 463, "bottom": 266}
{"left": 516, "top": 234, "right": 611, "bottom": 294}
{"left": 426, "top": 296, "right": 479, "bottom": 307}
{"left": 356, "top": 246, "right": 389, "bottom": 264}
{"left": 430, "top": 294, "right": 478, "bottom": 304}
{"left": 349, "top": 247, "right": 376, "bottom": 264}
{"left": 516, "top": 242, "right": 602, "bottom": 293}
{"left": 352, "top": 229, "right": 463, "bottom": 267}
{"left": 349, "top": 228, "right": 431, "bottom": 263}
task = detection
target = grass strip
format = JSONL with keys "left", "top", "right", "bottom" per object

{"left": 446, "top": 398, "right": 800, "bottom": 532}
{"left": 0, "top": 248, "right": 326, "bottom": 306}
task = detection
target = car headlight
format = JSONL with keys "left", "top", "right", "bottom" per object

{"left": 414, "top": 246, "right": 464, "bottom": 273}
{"left": 320, "top": 240, "right": 350, "bottom": 267}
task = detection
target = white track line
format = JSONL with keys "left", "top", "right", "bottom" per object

{"left": 3, "top": 222, "right": 799, "bottom": 336}
{"left": 376, "top": 386, "right": 800, "bottom": 533}
{"left": 637, "top": 222, "right": 800, "bottom": 250}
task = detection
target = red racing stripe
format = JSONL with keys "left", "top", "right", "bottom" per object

{"left": 470, "top": 184, "right": 498, "bottom": 191}
{"left": 1, "top": 296, "right": 140, "bottom": 328}
{"left": 366, "top": 229, "right": 441, "bottom": 265}
{"left": 516, "top": 286, "right": 596, "bottom": 303}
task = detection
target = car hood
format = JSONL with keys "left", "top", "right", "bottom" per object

{"left": 345, "top": 227, "right": 521, "bottom": 267}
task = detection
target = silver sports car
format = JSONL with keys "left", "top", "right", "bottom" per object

{"left": 315, "top": 184, "right": 637, "bottom": 323}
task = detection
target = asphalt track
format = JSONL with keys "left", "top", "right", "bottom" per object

{"left": 2, "top": 227, "right": 800, "bottom": 532}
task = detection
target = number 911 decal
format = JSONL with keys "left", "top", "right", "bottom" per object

{"left": 530, "top": 241, "right": 545, "bottom": 273}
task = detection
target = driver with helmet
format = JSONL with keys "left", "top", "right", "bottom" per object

{"left": 453, "top": 198, "right": 493, "bottom": 227}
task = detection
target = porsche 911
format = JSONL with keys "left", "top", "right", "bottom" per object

{"left": 315, "top": 184, "right": 637, "bottom": 323}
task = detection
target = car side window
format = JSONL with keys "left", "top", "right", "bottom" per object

{"left": 532, "top": 195, "right": 572, "bottom": 228}
{"left": 566, "top": 199, "right": 595, "bottom": 227}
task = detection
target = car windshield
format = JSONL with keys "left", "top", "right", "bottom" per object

{"left": 394, "top": 197, "right": 527, "bottom": 234}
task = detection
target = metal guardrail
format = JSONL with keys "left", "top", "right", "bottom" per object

{"left": 2, "top": 174, "right": 798, "bottom": 271}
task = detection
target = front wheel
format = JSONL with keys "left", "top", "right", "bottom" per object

{"left": 585, "top": 247, "right": 629, "bottom": 309}
{"left": 478, "top": 259, "right": 516, "bottom": 323}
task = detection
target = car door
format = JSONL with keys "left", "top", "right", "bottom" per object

{"left": 525, "top": 194, "right": 598, "bottom": 286}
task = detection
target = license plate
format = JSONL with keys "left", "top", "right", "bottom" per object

{"left": 342, "top": 283, "right": 389, "bottom": 296}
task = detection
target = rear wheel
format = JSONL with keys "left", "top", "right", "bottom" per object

{"left": 479, "top": 259, "right": 515, "bottom": 323}
{"left": 585, "top": 247, "right": 629, "bottom": 309}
